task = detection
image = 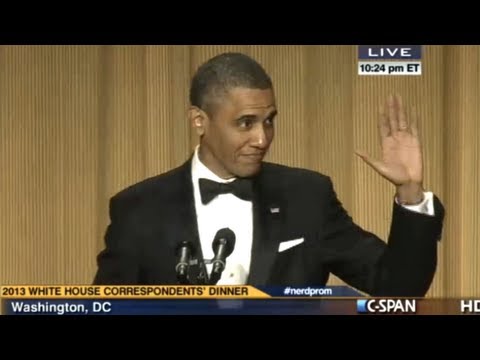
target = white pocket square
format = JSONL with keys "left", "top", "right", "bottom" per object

{"left": 278, "top": 238, "right": 304, "bottom": 252}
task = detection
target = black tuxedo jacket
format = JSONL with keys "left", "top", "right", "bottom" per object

{"left": 93, "top": 158, "right": 444, "bottom": 296}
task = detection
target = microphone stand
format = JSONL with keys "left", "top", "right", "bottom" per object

{"left": 175, "top": 258, "right": 211, "bottom": 285}
{"left": 196, "top": 258, "right": 210, "bottom": 285}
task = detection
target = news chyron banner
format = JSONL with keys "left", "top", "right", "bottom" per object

{"left": 0, "top": 285, "right": 359, "bottom": 315}
{"left": 0, "top": 285, "right": 349, "bottom": 315}
{"left": 1, "top": 285, "right": 479, "bottom": 315}
{"left": 358, "top": 45, "right": 422, "bottom": 76}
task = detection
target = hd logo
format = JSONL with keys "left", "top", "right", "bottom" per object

{"left": 357, "top": 299, "right": 417, "bottom": 314}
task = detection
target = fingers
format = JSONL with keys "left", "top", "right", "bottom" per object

{"left": 387, "top": 94, "right": 398, "bottom": 132}
{"left": 384, "top": 94, "right": 412, "bottom": 135}
{"left": 355, "top": 150, "right": 388, "bottom": 177}
{"left": 397, "top": 94, "right": 409, "bottom": 131}
{"left": 378, "top": 105, "right": 390, "bottom": 139}
{"left": 410, "top": 106, "right": 419, "bottom": 137}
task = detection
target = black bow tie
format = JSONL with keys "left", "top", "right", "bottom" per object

{"left": 199, "top": 178, "right": 254, "bottom": 204}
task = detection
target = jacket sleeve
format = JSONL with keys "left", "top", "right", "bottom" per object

{"left": 321, "top": 176, "right": 444, "bottom": 297}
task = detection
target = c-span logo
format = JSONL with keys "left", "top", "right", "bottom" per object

{"left": 358, "top": 45, "right": 422, "bottom": 76}
{"left": 357, "top": 299, "right": 417, "bottom": 314}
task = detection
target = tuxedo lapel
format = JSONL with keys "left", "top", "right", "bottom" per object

{"left": 247, "top": 166, "right": 285, "bottom": 286}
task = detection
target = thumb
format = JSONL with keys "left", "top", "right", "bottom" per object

{"left": 355, "top": 150, "right": 388, "bottom": 176}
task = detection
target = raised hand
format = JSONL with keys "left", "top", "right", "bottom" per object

{"left": 355, "top": 94, "right": 424, "bottom": 205}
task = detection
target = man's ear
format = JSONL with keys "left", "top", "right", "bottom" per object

{"left": 188, "top": 106, "right": 208, "bottom": 136}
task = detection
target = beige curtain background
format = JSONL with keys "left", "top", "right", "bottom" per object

{"left": 0, "top": 45, "right": 478, "bottom": 297}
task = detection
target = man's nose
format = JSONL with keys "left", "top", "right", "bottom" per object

{"left": 252, "top": 126, "right": 267, "bottom": 148}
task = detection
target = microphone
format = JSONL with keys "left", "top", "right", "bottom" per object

{"left": 175, "top": 241, "right": 195, "bottom": 284}
{"left": 210, "top": 228, "right": 236, "bottom": 285}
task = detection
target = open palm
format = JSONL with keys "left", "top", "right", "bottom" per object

{"left": 356, "top": 94, "right": 423, "bottom": 187}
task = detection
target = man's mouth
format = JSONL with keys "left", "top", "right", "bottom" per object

{"left": 243, "top": 153, "right": 264, "bottom": 160}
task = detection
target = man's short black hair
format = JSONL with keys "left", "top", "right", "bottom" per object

{"left": 189, "top": 52, "right": 273, "bottom": 114}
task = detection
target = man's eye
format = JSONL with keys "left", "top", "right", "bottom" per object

{"left": 265, "top": 118, "right": 274, "bottom": 126}
{"left": 239, "top": 119, "right": 253, "bottom": 128}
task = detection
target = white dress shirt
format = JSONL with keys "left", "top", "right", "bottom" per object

{"left": 191, "top": 146, "right": 252, "bottom": 285}
{"left": 191, "top": 145, "right": 435, "bottom": 285}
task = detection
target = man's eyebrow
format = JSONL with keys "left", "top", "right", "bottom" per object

{"left": 235, "top": 114, "right": 257, "bottom": 122}
{"left": 266, "top": 110, "right": 278, "bottom": 119}
{"left": 234, "top": 109, "right": 278, "bottom": 122}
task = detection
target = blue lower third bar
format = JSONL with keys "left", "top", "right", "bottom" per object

{"left": 2, "top": 299, "right": 359, "bottom": 315}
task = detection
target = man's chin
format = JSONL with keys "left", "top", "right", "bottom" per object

{"left": 235, "top": 163, "right": 263, "bottom": 178}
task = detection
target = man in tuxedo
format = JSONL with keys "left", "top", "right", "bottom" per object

{"left": 93, "top": 52, "right": 444, "bottom": 296}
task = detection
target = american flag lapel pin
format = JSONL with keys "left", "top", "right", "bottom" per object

{"left": 269, "top": 206, "right": 280, "bottom": 214}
